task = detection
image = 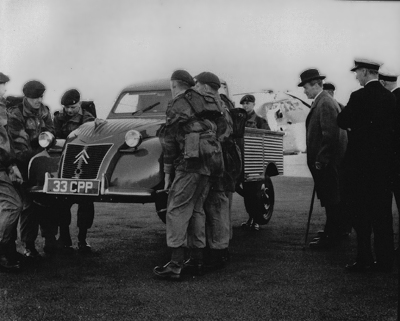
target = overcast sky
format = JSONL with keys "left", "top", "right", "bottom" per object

{"left": 1, "top": 0, "right": 399, "bottom": 118}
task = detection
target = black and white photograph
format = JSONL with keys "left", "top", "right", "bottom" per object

{"left": 1, "top": 0, "right": 400, "bottom": 320}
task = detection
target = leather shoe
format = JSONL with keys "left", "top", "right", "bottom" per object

{"left": 371, "top": 261, "right": 392, "bottom": 273}
{"left": 345, "top": 261, "right": 371, "bottom": 272}
{"left": 182, "top": 258, "right": 204, "bottom": 276}
{"left": 0, "top": 255, "right": 21, "bottom": 272}
{"left": 153, "top": 261, "right": 181, "bottom": 280}
{"left": 309, "top": 237, "right": 338, "bottom": 250}
{"left": 78, "top": 242, "right": 92, "bottom": 253}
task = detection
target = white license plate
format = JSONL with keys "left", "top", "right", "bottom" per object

{"left": 47, "top": 178, "right": 100, "bottom": 195}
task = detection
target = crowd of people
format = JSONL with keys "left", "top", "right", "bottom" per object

{"left": 1, "top": 58, "right": 399, "bottom": 278}
{"left": 300, "top": 59, "right": 399, "bottom": 273}
{"left": 0, "top": 77, "right": 96, "bottom": 272}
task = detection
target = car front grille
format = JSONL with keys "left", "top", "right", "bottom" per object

{"left": 61, "top": 143, "right": 113, "bottom": 179}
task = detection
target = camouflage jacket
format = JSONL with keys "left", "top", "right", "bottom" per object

{"left": 160, "top": 89, "right": 225, "bottom": 177}
{"left": 7, "top": 98, "right": 54, "bottom": 176}
{"left": 0, "top": 123, "right": 15, "bottom": 171}
{"left": 211, "top": 93, "right": 242, "bottom": 192}
{"left": 54, "top": 107, "right": 95, "bottom": 139}
{"left": 0, "top": 97, "right": 7, "bottom": 127}
{"left": 246, "top": 110, "right": 270, "bottom": 130}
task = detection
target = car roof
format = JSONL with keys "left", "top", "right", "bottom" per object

{"left": 120, "top": 78, "right": 228, "bottom": 93}
{"left": 121, "top": 79, "right": 170, "bottom": 92}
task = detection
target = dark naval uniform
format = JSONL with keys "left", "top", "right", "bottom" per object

{"left": 54, "top": 101, "right": 95, "bottom": 251}
{"left": 337, "top": 80, "right": 396, "bottom": 270}
{"left": 7, "top": 95, "right": 55, "bottom": 254}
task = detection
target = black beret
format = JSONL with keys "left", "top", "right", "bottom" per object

{"left": 240, "top": 94, "right": 255, "bottom": 104}
{"left": 195, "top": 72, "right": 221, "bottom": 89}
{"left": 379, "top": 72, "right": 398, "bottom": 82}
{"left": 171, "top": 70, "right": 195, "bottom": 86}
{"left": 23, "top": 80, "right": 46, "bottom": 98}
{"left": 323, "top": 83, "right": 335, "bottom": 91}
{"left": 61, "top": 89, "right": 81, "bottom": 106}
{"left": 0, "top": 72, "right": 10, "bottom": 83}
{"left": 351, "top": 59, "right": 381, "bottom": 72}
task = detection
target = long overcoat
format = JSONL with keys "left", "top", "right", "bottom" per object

{"left": 306, "top": 90, "right": 347, "bottom": 206}
{"left": 337, "top": 80, "right": 396, "bottom": 200}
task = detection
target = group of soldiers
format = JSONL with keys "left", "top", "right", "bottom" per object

{"left": 0, "top": 74, "right": 96, "bottom": 272}
{"left": 300, "top": 59, "right": 400, "bottom": 273}
{"left": 153, "top": 70, "right": 273, "bottom": 280}
{"left": 2, "top": 59, "right": 399, "bottom": 277}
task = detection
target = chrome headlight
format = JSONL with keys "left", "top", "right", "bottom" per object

{"left": 38, "top": 131, "right": 55, "bottom": 148}
{"left": 125, "top": 130, "right": 142, "bottom": 148}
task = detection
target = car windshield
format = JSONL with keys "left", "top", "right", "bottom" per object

{"left": 113, "top": 91, "right": 172, "bottom": 115}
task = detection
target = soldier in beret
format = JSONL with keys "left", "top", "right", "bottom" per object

{"left": 323, "top": 83, "right": 344, "bottom": 110}
{"left": 7, "top": 80, "right": 56, "bottom": 259}
{"left": 54, "top": 89, "right": 95, "bottom": 253}
{"left": 191, "top": 71, "right": 241, "bottom": 271}
{"left": 338, "top": 59, "right": 396, "bottom": 272}
{"left": 153, "top": 70, "right": 225, "bottom": 280}
{"left": 239, "top": 94, "right": 270, "bottom": 231}
{"left": 0, "top": 72, "right": 10, "bottom": 127}
{"left": 0, "top": 72, "right": 24, "bottom": 272}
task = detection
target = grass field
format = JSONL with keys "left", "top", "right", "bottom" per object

{"left": 1, "top": 176, "right": 398, "bottom": 320}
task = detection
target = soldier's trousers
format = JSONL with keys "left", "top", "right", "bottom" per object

{"left": 167, "top": 171, "right": 210, "bottom": 248}
{"left": 203, "top": 190, "right": 230, "bottom": 250}
{"left": 19, "top": 186, "right": 58, "bottom": 246}
{"left": 58, "top": 202, "right": 95, "bottom": 245}
{"left": 0, "top": 171, "right": 23, "bottom": 254}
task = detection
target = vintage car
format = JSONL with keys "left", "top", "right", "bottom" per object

{"left": 28, "top": 79, "right": 284, "bottom": 224}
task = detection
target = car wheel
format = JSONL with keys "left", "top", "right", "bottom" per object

{"left": 243, "top": 176, "right": 274, "bottom": 225}
{"left": 255, "top": 176, "right": 275, "bottom": 225}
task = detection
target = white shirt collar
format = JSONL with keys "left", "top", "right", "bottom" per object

{"left": 392, "top": 86, "right": 400, "bottom": 92}
{"left": 365, "top": 79, "right": 379, "bottom": 86}
{"left": 313, "top": 89, "right": 323, "bottom": 102}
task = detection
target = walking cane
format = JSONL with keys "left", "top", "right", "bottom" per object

{"left": 303, "top": 185, "right": 316, "bottom": 250}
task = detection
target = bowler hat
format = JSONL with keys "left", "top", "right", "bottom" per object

{"left": 195, "top": 72, "right": 221, "bottom": 89}
{"left": 23, "top": 80, "right": 46, "bottom": 98}
{"left": 323, "top": 83, "right": 335, "bottom": 91}
{"left": 351, "top": 59, "right": 381, "bottom": 72}
{"left": 379, "top": 72, "right": 398, "bottom": 82}
{"left": 298, "top": 69, "right": 326, "bottom": 87}
{"left": 0, "top": 72, "right": 10, "bottom": 84}
{"left": 240, "top": 94, "right": 255, "bottom": 104}
{"left": 171, "top": 70, "right": 195, "bottom": 86}
{"left": 61, "top": 89, "right": 81, "bottom": 106}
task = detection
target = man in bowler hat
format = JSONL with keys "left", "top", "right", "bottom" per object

{"left": 338, "top": 59, "right": 396, "bottom": 272}
{"left": 299, "top": 69, "right": 347, "bottom": 249}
